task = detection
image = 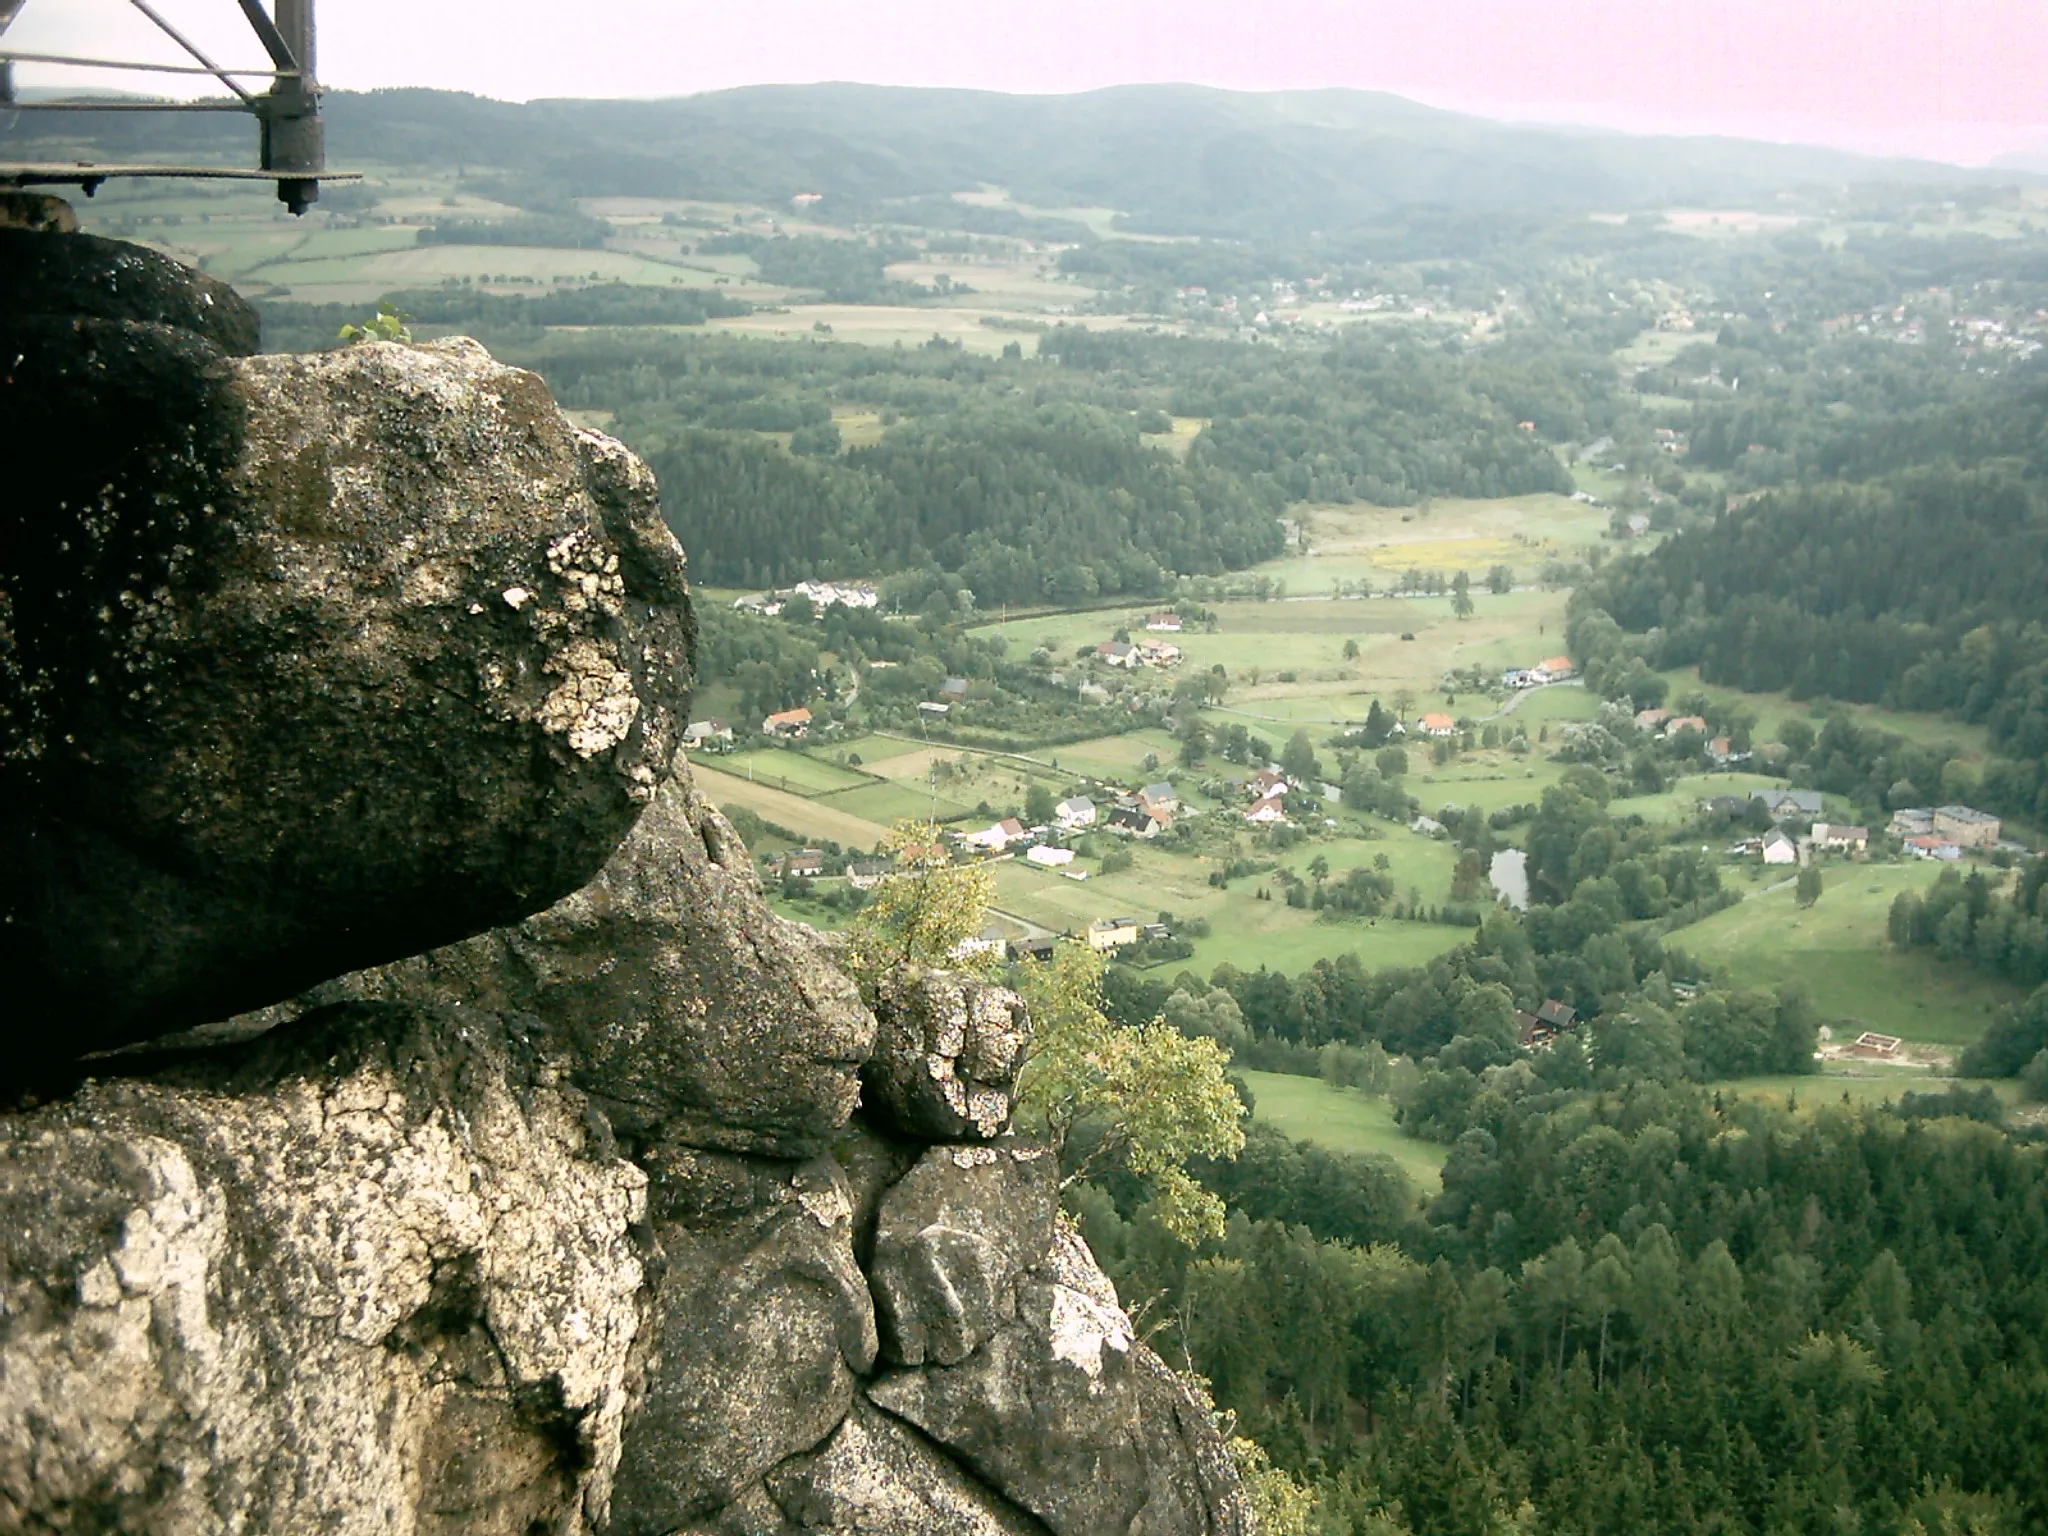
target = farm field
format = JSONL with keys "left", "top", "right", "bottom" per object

{"left": 1251, "top": 494, "right": 1613, "bottom": 592}
{"left": 691, "top": 763, "right": 892, "bottom": 849}
{"left": 1673, "top": 861, "right": 2027, "bottom": 1046}
{"left": 719, "top": 748, "right": 874, "bottom": 796}
{"left": 1236, "top": 1071, "right": 1446, "bottom": 1193}
{"left": 977, "top": 586, "right": 1572, "bottom": 729}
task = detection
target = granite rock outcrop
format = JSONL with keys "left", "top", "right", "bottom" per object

{"left": 0, "top": 226, "right": 1249, "bottom": 1536}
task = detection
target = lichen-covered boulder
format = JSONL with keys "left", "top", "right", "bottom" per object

{"left": 866, "top": 970, "right": 1032, "bottom": 1141}
{"left": 0, "top": 1001, "right": 649, "bottom": 1536}
{"left": 868, "top": 1227, "right": 1250, "bottom": 1536}
{"left": 292, "top": 769, "right": 875, "bottom": 1159}
{"left": 869, "top": 1140, "right": 1058, "bottom": 1367}
{"left": 0, "top": 281, "right": 695, "bottom": 1071}
{"left": 608, "top": 1148, "right": 879, "bottom": 1535}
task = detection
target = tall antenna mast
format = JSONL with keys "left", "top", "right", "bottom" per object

{"left": 0, "top": 0, "right": 355, "bottom": 213}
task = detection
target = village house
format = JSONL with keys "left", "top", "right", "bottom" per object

{"left": 1518, "top": 999, "right": 1579, "bottom": 1048}
{"left": 1086, "top": 916, "right": 1142, "bottom": 951}
{"left": 1055, "top": 796, "right": 1097, "bottom": 830}
{"left": 951, "top": 924, "right": 1010, "bottom": 961}
{"left": 1706, "top": 736, "right": 1742, "bottom": 766}
{"left": 1135, "top": 638, "right": 1182, "bottom": 667}
{"left": 1418, "top": 712, "right": 1456, "bottom": 738}
{"left": 959, "top": 817, "right": 1028, "bottom": 854}
{"left": 1411, "top": 814, "right": 1446, "bottom": 837}
{"left": 846, "top": 860, "right": 890, "bottom": 890}
{"left": 1663, "top": 715, "right": 1709, "bottom": 738}
{"left": 1752, "top": 788, "right": 1823, "bottom": 822}
{"left": 1246, "top": 769, "right": 1289, "bottom": 800}
{"left": 681, "top": 719, "right": 734, "bottom": 751}
{"left": 1934, "top": 805, "right": 2002, "bottom": 848}
{"left": 1094, "top": 640, "right": 1139, "bottom": 669}
{"left": 1530, "top": 656, "right": 1576, "bottom": 683}
{"left": 1137, "top": 782, "right": 1179, "bottom": 817}
{"left": 1007, "top": 936, "right": 1057, "bottom": 963}
{"left": 1762, "top": 827, "right": 1799, "bottom": 865}
{"left": 1811, "top": 824, "right": 1869, "bottom": 854}
{"left": 1906, "top": 835, "right": 1963, "bottom": 862}
{"left": 1145, "top": 612, "right": 1184, "bottom": 632}
{"left": 1888, "top": 807, "right": 1935, "bottom": 839}
{"left": 1244, "top": 794, "right": 1289, "bottom": 826}
{"left": 1634, "top": 708, "right": 1672, "bottom": 732}
{"left": 784, "top": 848, "right": 827, "bottom": 878}
{"left": 1107, "top": 801, "right": 1170, "bottom": 838}
{"left": 762, "top": 706, "right": 813, "bottom": 739}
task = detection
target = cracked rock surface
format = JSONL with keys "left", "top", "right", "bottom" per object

{"left": 866, "top": 970, "right": 1033, "bottom": 1141}
{"left": 0, "top": 1001, "right": 649, "bottom": 1536}
{"left": 290, "top": 769, "right": 875, "bottom": 1161}
{"left": 0, "top": 234, "right": 1247, "bottom": 1536}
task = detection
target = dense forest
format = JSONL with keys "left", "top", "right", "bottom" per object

{"left": 1078, "top": 1072, "right": 2048, "bottom": 1536}
{"left": 1071, "top": 751, "right": 2048, "bottom": 1533}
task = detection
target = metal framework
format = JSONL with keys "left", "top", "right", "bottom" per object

{"left": 0, "top": 0, "right": 355, "bottom": 212}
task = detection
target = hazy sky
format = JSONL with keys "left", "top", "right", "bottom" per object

{"left": 12, "top": 0, "right": 2047, "bottom": 165}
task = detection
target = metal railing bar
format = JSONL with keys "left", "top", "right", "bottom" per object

{"left": 0, "top": 49, "right": 291, "bottom": 75}
{"left": 8, "top": 99, "right": 251, "bottom": 111}
{"left": 231, "top": 0, "right": 297, "bottom": 71}
{"left": 122, "top": 0, "right": 255, "bottom": 104}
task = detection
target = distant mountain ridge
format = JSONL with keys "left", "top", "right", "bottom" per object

{"left": 6, "top": 82, "right": 2032, "bottom": 237}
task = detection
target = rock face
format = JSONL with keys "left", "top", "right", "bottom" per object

{"left": 866, "top": 970, "right": 1034, "bottom": 1141}
{"left": 0, "top": 232, "right": 1247, "bottom": 1536}
{"left": 293, "top": 772, "right": 874, "bottom": 1161}
{"left": 1, "top": 238, "right": 694, "bottom": 1064}
{"left": 0, "top": 1002, "right": 649, "bottom": 1536}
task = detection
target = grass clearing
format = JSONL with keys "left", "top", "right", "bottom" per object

{"left": 1236, "top": 1071, "right": 1446, "bottom": 1193}
{"left": 1723, "top": 1069, "right": 2025, "bottom": 1110}
{"left": 1672, "top": 861, "right": 2026, "bottom": 1045}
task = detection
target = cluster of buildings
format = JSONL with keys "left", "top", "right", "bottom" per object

{"left": 1501, "top": 656, "right": 1575, "bottom": 689}
{"left": 1242, "top": 769, "right": 1291, "bottom": 826}
{"left": 1094, "top": 635, "right": 1183, "bottom": 669}
{"left": 732, "top": 580, "right": 881, "bottom": 617}
{"left": 1888, "top": 805, "right": 2003, "bottom": 862}
{"left": 1637, "top": 708, "right": 1747, "bottom": 765}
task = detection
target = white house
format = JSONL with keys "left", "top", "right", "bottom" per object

{"left": 1762, "top": 828, "right": 1798, "bottom": 865}
{"left": 959, "top": 817, "right": 1028, "bottom": 853}
{"left": 1055, "top": 796, "right": 1097, "bottom": 830}
{"left": 1811, "top": 824, "right": 1869, "bottom": 853}
{"left": 1095, "top": 640, "right": 1139, "bottom": 669}
{"left": 1145, "top": 612, "right": 1184, "bottom": 632}
{"left": 1244, "top": 795, "right": 1288, "bottom": 826}
{"left": 1086, "top": 917, "right": 1141, "bottom": 950}
{"left": 682, "top": 719, "right": 734, "bottom": 751}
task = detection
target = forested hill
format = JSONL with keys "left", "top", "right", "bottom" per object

{"left": 1580, "top": 458, "right": 2048, "bottom": 819}
{"left": 9, "top": 83, "right": 2028, "bottom": 238}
